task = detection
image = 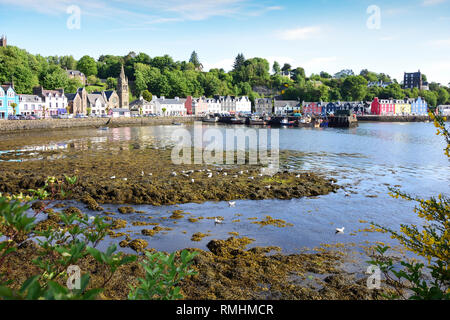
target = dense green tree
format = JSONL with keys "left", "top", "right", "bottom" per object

{"left": 41, "top": 65, "right": 69, "bottom": 90}
{"left": 142, "top": 90, "right": 153, "bottom": 101}
{"left": 189, "top": 51, "right": 202, "bottom": 70}
{"left": 272, "top": 61, "right": 281, "bottom": 75}
{"left": 76, "top": 55, "right": 97, "bottom": 77}
{"left": 341, "top": 75, "right": 368, "bottom": 101}
{"left": 437, "top": 88, "right": 449, "bottom": 105}
{"left": 233, "top": 53, "right": 245, "bottom": 71}
{"left": 106, "top": 77, "right": 117, "bottom": 90}
{"left": 65, "top": 78, "right": 83, "bottom": 93}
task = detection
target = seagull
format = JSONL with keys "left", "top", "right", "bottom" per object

{"left": 148, "top": 173, "right": 153, "bottom": 176}
{"left": 228, "top": 201, "right": 236, "bottom": 207}
{"left": 238, "top": 171, "right": 244, "bottom": 175}
{"left": 265, "top": 185, "right": 271, "bottom": 189}
{"left": 110, "top": 176, "right": 116, "bottom": 179}
{"left": 207, "top": 173, "right": 213, "bottom": 178}
{"left": 191, "top": 179, "right": 195, "bottom": 183}
{"left": 296, "top": 174, "right": 300, "bottom": 178}
{"left": 123, "top": 178, "right": 128, "bottom": 181}
{"left": 141, "top": 171, "right": 145, "bottom": 177}
{"left": 335, "top": 227, "right": 345, "bottom": 234}
{"left": 215, "top": 217, "right": 224, "bottom": 224}
{"left": 248, "top": 176, "right": 254, "bottom": 180}
{"left": 171, "top": 172, "right": 177, "bottom": 177}
{"left": 223, "top": 172, "right": 227, "bottom": 176}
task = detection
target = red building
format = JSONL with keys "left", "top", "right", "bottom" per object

{"left": 371, "top": 97, "right": 395, "bottom": 115}
{"left": 303, "top": 102, "right": 322, "bottom": 114}
{"left": 184, "top": 96, "right": 193, "bottom": 115}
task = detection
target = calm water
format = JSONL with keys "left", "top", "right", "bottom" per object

{"left": 0, "top": 122, "right": 448, "bottom": 255}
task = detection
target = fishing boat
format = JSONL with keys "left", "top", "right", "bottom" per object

{"left": 248, "top": 115, "right": 267, "bottom": 125}
{"left": 280, "top": 117, "right": 295, "bottom": 126}
{"left": 230, "top": 117, "right": 245, "bottom": 125}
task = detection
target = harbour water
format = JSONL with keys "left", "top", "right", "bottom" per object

{"left": 0, "top": 122, "right": 448, "bottom": 256}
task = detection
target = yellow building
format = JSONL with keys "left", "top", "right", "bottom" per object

{"left": 394, "top": 100, "right": 411, "bottom": 115}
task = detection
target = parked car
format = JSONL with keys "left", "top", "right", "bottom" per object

{"left": 8, "top": 115, "right": 19, "bottom": 120}
{"left": 74, "top": 114, "right": 88, "bottom": 118}
{"left": 25, "top": 115, "right": 36, "bottom": 120}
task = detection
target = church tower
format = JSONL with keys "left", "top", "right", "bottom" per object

{"left": 0, "top": 35, "right": 7, "bottom": 48}
{"left": 117, "top": 64, "right": 129, "bottom": 109}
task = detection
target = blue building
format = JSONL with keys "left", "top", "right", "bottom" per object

{"left": 0, "top": 84, "right": 19, "bottom": 119}
{"left": 410, "top": 97, "right": 428, "bottom": 115}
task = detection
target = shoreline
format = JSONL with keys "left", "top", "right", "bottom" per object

{"left": 0, "top": 115, "right": 438, "bottom": 133}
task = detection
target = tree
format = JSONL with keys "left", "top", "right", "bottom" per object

{"left": 233, "top": 53, "right": 245, "bottom": 71}
{"left": 437, "top": 88, "right": 449, "bottom": 105}
{"left": 65, "top": 78, "right": 83, "bottom": 93}
{"left": 10, "top": 102, "right": 17, "bottom": 115}
{"left": 42, "top": 65, "right": 69, "bottom": 90}
{"left": 320, "top": 71, "right": 332, "bottom": 79}
{"left": 189, "top": 51, "right": 202, "bottom": 70}
{"left": 142, "top": 90, "right": 152, "bottom": 102}
{"left": 341, "top": 75, "right": 368, "bottom": 101}
{"left": 106, "top": 77, "right": 117, "bottom": 90}
{"left": 281, "top": 63, "right": 291, "bottom": 73}
{"left": 76, "top": 55, "right": 97, "bottom": 77}
{"left": 272, "top": 61, "right": 280, "bottom": 75}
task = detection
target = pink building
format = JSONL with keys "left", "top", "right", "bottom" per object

{"left": 371, "top": 97, "right": 395, "bottom": 115}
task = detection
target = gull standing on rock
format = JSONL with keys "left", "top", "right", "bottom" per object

{"left": 215, "top": 217, "right": 224, "bottom": 224}
{"left": 228, "top": 201, "right": 236, "bottom": 207}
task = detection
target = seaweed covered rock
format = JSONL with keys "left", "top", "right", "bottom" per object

{"left": 128, "top": 239, "right": 148, "bottom": 252}
{"left": 118, "top": 206, "right": 135, "bottom": 214}
{"left": 82, "top": 194, "right": 104, "bottom": 211}
{"left": 206, "top": 237, "right": 255, "bottom": 257}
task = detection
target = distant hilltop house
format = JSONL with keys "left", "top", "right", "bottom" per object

{"left": 367, "top": 80, "right": 393, "bottom": 88}
{"left": 403, "top": 70, "right": 429, "bottom": 91}
{"left": 0, "top": 35, "right": 6, "bottom": 47}
{"left": 66, "top": 70, "right": 86, "bottom": 86}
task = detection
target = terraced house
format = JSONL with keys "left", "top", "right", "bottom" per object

{"left": 410, "top": 97, "right": 428, "bottom": 115}
{"left": 0, "top": 84, "right": 19, "bottom": 119}
{"left": 255, "top": 98, "right": 272, "bottom": 114}
{"left": 18, "top": 94, "right": 44, "bottom": 117}
{"left": 33, "top": 86, "right": 67, "bottom": 117}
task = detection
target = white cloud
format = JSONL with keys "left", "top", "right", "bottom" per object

{"left": 202, "top": 58, "right": 235, "bottom": 72}
{"left": 0, "top": 0, "right": 282, "bottom": 23}
{"left": 278, "top": 26, "right": 321, "bottom": 41}
{"left": 428, "top": 39, "right": 450, "bottom": 46}
{"left": 422, "top": 0, "right": 447, "bottom": 6}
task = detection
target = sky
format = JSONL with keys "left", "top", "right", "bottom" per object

{"left": 0, "top": 0, "right": 450, "bottom": 84}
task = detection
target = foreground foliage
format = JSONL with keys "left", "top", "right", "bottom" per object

{"left": 369, "top": 112, "right": 449, "bottom": 299}
{"left": 0, "top": 176, "right": 196, "bottom": 300}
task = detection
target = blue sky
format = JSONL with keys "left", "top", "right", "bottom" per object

{"left": 1, "top": 0, "right": 450, "bottom": 84}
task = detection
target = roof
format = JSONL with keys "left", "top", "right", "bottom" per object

{"left": 274, "top": 100, "right": 299, "bottom": 108}
{"left": 18, "top": 94, "right": 42, "bottom": 102}
{"left": 0, "top": 84, "right": 14, "bottom": 92}
{"left": 67, "top": 70, "right": 85, "bottom": 77}
{"left": 65, "top": 93, "right": 77, "bottom": 101}
{"left": 87, "top": 93, "right": 105, "bottom": 105}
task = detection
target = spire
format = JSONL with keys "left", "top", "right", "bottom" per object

{"left": 120, "top": 64, "right": 125, "bottom": 79}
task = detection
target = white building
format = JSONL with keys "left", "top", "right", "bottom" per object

{"left": 130, "top": 97, "right": 157, "bottom": 115}
{"left": 438, "top": 105, "right": 450, "bottom": 116}
{"left": 18, "top": 94, "right": 44, "bottom": 117}
{"left": 87, "top": 93, "right": 107, "bottom": 116}
{"left": 206, "top": 98, "right": 221, "bottom": 114}
{"left": 153, "top": 96, "right": 186, "bottom": 116}
{"left": 235, "top": 96, "right": 251, "bottom": 113}
{"left": 33, "top": 87, "right": 68, "bottom": 117}
{"left": 111, "top": 108, "right": 131, "bottom": 118}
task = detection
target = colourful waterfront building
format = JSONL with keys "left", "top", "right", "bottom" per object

{"left": 0, "top": 84, "right": 19, "bottom": 119}
{"left": 394, "top": 99, "right": 411, "bottom": 115}
{"left": 303, "top": 102, "right": 322, "bottom": 115}
{"left": 410, "top": 97, "right": 428, "bottom": 115}
{"left": 371, "top": 97, "right": 395, "bottom": 115}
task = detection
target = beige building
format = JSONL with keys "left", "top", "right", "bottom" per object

{"left": 66, "top": 87, "right": 87, "bottom": 115}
